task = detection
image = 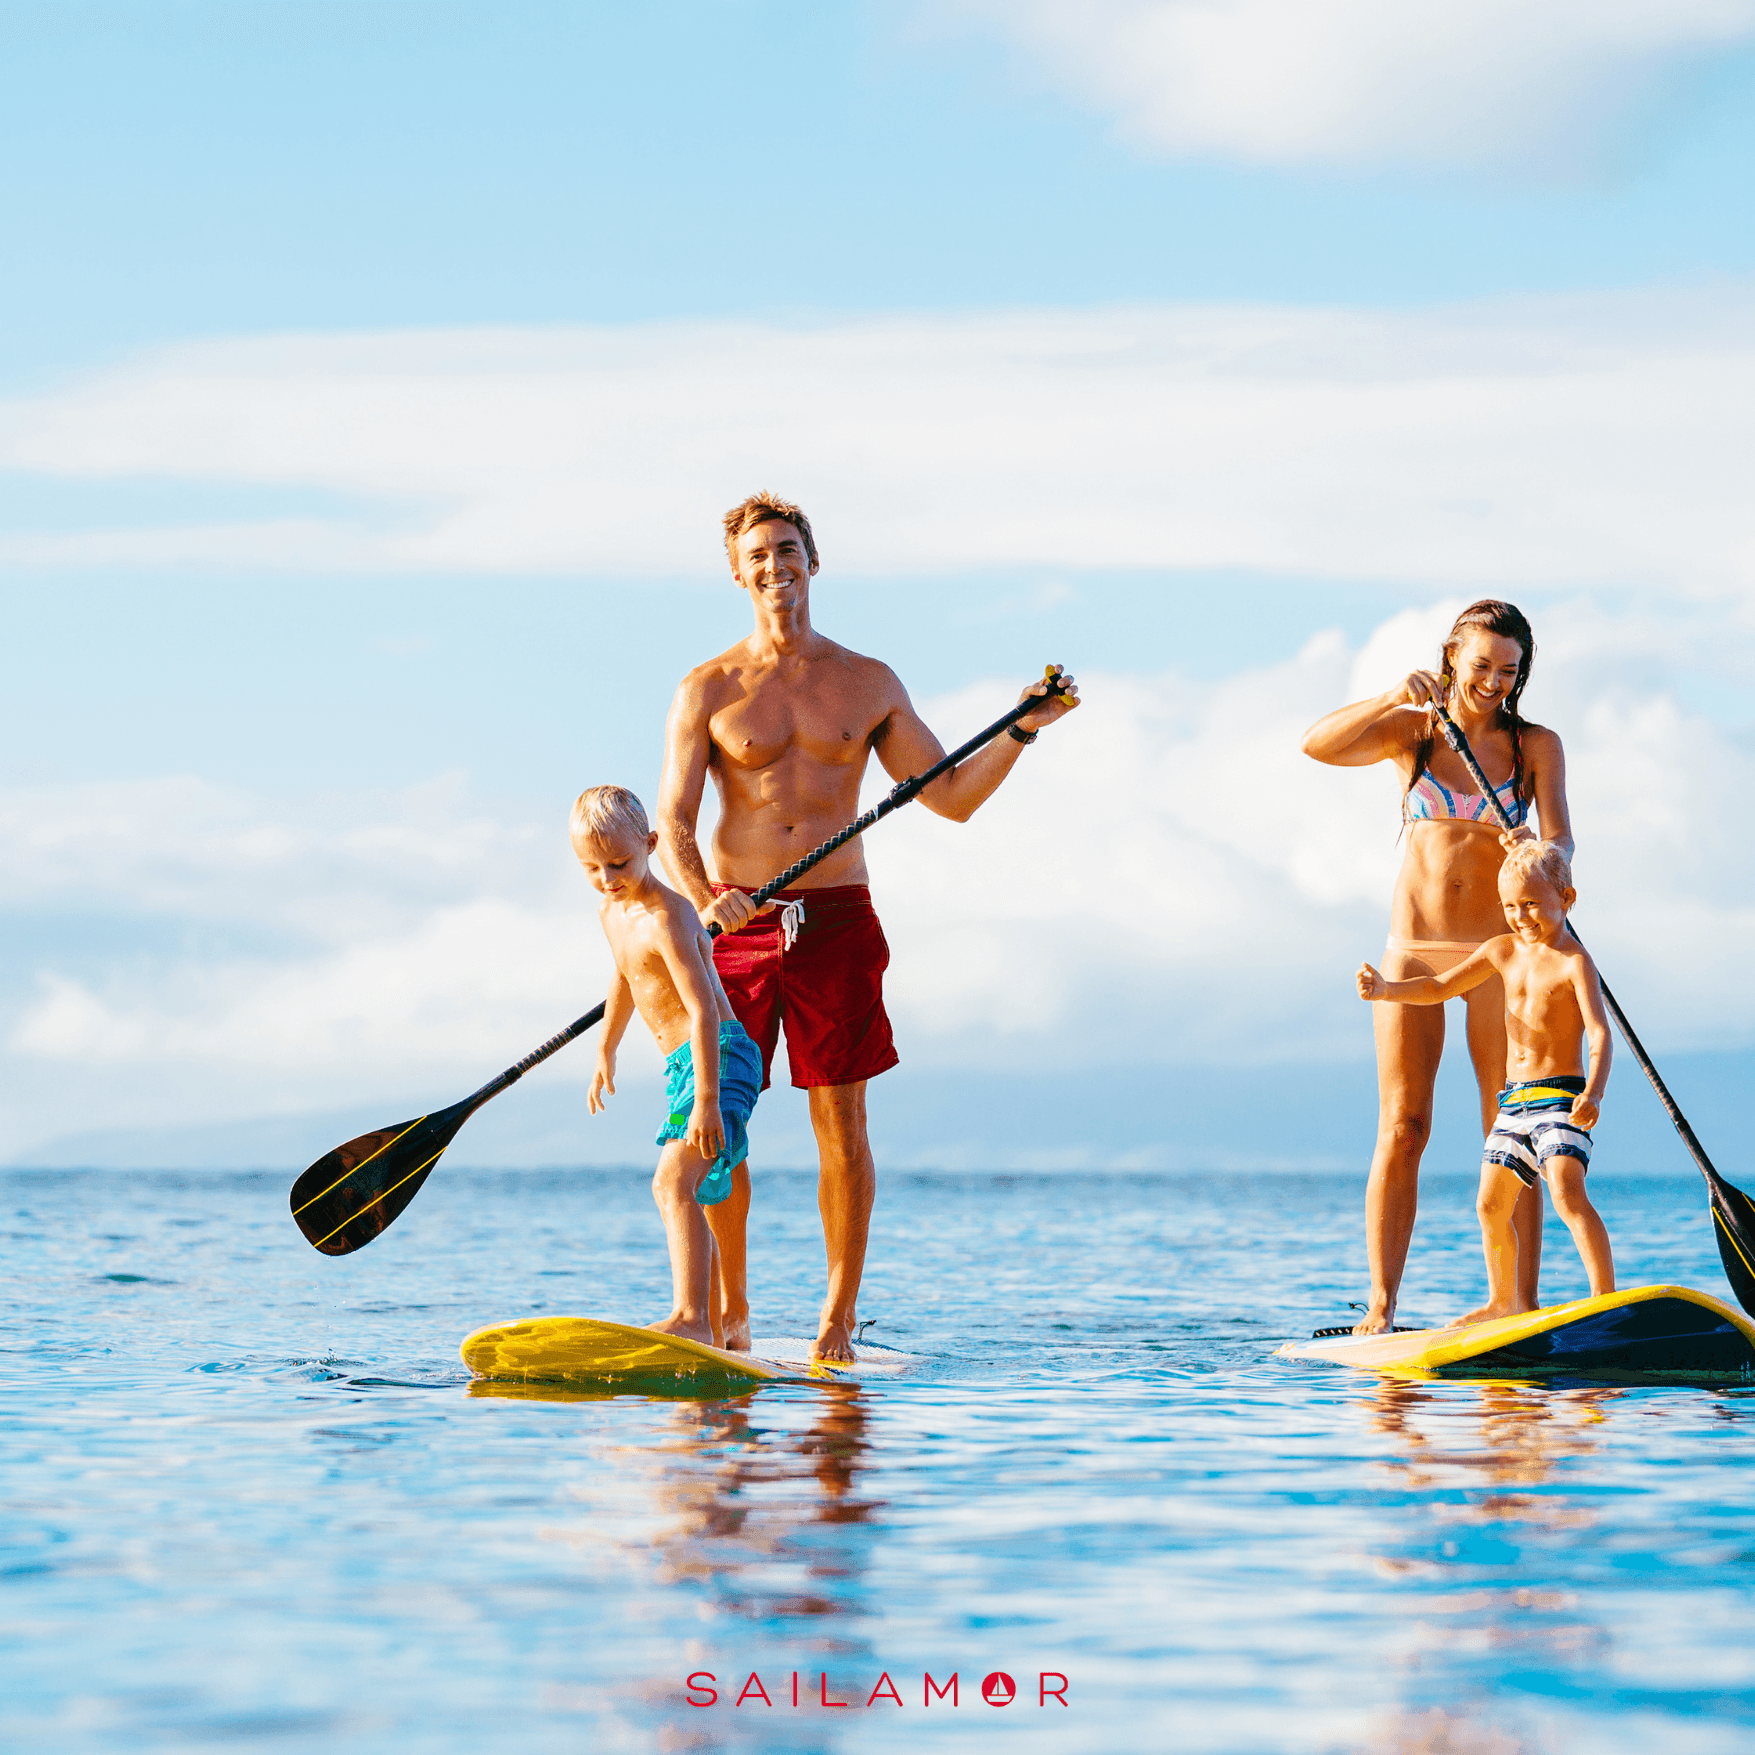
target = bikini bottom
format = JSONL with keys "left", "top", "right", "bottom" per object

{"left": 1383, "top": 936, "right": 1484, "bottom": 977}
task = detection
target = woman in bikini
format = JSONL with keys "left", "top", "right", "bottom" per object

{"left": 1302, "top": 601, "right": 1573, "bottom": 1334}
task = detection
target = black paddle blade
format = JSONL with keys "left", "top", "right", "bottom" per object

{"left": 1706, "top": 1169, "right": 1755, "bottom": 1316}
{"left": 289, "top": 1101, "right": 473, "bottom": 1256}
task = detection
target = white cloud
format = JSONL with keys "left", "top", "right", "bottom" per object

{"left": 0, "top": 777, "right": 615, "bottom": 1103}
{"left": 7, "top": 604, "right": 1754, "bottom": 1159}
{"left": 2, "top": 292, "right": 1754, "bottom": 595}
{"left": 945, "top": 0, "right": 1755, "bottom": 169}
{"left": 0, "top": 772, "right": 562, "bottom": 939}
{"left": 873, "top": 622, "right": 1755, "bottom": 1070}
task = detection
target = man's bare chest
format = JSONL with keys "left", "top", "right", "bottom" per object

{"left": 710, "top": 684, "right": 884, "bottom": 773}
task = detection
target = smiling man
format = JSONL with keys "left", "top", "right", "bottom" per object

{"left": 656, "top": 491, "right": 1079, "bottom": 1361}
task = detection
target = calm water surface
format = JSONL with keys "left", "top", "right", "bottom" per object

{"left": 3, "top": 1166, "right": 1752, "bottom": 1753}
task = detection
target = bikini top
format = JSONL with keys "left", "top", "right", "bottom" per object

{"left": 1404, "top": 770, "right": 1529, "bottom": 828}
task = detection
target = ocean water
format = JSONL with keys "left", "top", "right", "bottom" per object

{"left": 3, "top": 1164, "right": 1753, "bottom": 1754}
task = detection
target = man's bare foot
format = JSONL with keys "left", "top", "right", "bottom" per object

{"left": 647, "top": 1313, "right": 715, "bottom": 1345}
{"left": 718, "top": 1312, "right": 751, "bottom": 1352}
{"left": 1446, "top": 1300, "right": 1527, "bottom": 1329}
{"left": 1351, "top": 1296, "right": 1396, "bottom": 1337}
{"left": 812, "top": 1313, "right": 857, "bottom": 1364}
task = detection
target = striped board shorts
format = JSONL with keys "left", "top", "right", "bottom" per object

{"left": 1484, "top": 1076, "right": 1592, "bottom": 1187}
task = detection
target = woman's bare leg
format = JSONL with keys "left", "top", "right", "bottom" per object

{"left": 1464, "top": 973, "right": 1543, "bottom": 1306}
{"left": 1358, "top": 985, "right": 1446, "bottom": 1335}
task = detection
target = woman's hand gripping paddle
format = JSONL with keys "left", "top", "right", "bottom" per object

{"left": 290, "top": 667, "right": 1074, "bottom": 1255}
{"left": 1433, "top": 703, "right": 1755, "bottom": 1315}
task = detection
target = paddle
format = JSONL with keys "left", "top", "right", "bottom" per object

{"left": 1432, "top": 703, "right": 1755, "bottom": 1315}
{"left": 290, "top": 666, "right": 1073, "bottom": 1255}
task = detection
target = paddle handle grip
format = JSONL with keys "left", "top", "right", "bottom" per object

{"left": 708, "top": 666, "right": 1069, "bottom": 936}
{"left": 1433, "top": 705, "right": 1726, "bottom": 1184}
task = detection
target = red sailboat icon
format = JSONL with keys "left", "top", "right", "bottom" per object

{"left": 981, "top": 1672, "right": 1016, "bottom": 1706}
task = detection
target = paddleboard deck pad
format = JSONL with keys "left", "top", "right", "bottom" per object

{"left": 461, "top": 1317, "right": 913, "bottom": 1388}
{"left": 1278, "top": 1284, "right": 1755, "bottom": 1380}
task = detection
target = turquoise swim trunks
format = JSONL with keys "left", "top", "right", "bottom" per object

{"left": 655, "top": 1020, "right": 762, "bottom": 1206}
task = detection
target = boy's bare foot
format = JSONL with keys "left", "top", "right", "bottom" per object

{"left": 647, "top": 1313, "right": 716, "bottom": 1345}
{"left": 1446, "top": 1301, "right": 1526, "bottom": 1329}
{"left": 1351, "top": 1295, "right": 1396, "bottom": 1337}
{"left": 718, "top": 1311, "right": 751, "bottom": 1352}
{"left": 812, "top": 1312, "right": 857, "bottom": 1364}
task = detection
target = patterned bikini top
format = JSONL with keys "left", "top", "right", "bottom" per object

{"left": 1404, "top": 770, "right": 1528, "bottom": 828}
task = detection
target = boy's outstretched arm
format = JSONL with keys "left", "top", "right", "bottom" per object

{"left": 656, "top": 914, "right": 725, "bottom": 1163}
{"left": 1356, "top": 944, "right": 1500, "bottom": 1006}
{"left": 1573, "top": 955, "right": 1613, "bottom": 1129}
{"left": 589, "top": 971, "right": 635, "bottom": 1115}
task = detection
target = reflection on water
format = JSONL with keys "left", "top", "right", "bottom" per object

{"left": 482, "top": 1378, "right": 880, "bottom": 1634}
{"left": 1366, "top": 1377, "right": 1618, "bottom": 1513}
{"left": 626, "top": 1386, "right": 877, "bottom": 1624}
{"left": 1355, "top": 1706, "right": 1538, "bottom": 1755}
{"left": 1357, "top": 1380, "right": 1626, "bottom": 1748}
{"left": 7, "top": 1168, "right": 1755, "bottom": 1754}
{"left": 520, "top": 1384, "right": 884, "bottom": 1746}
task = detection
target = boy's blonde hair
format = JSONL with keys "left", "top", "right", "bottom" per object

{"left": 570, "top": 784, "right": 650, "bottom": 846}
{"left": 1501, "top": 838, "right": 1573, "bottom": 897}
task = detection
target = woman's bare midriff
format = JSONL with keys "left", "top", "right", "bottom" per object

{"left": 1388, "top": 819, "right": 1512, "bottom": 944}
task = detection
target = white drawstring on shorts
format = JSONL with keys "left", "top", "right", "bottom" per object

{"left": 779, "top": 898, "right": 806, "bottom": 951}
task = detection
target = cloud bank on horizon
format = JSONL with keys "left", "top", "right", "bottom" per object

{"left": 950, "top": 0, "right": 1755, "bottom": 168}
{"left": 3, "top": 289, "right": 1753, "bottom": 1158}
{"left": 7, "top": 601, "right": 1754, "bottom": 1161}
{"left": 2, "top": 289, "right": 1753, "bottom": 596}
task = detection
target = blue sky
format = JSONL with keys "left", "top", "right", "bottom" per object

{"left": 4, "top": 1, "right": 1755, "bottom": 1166}
{"left": 5, "top": 1, "right": 1755, "bottom": 371}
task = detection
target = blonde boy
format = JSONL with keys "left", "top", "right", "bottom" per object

{"left": 571, "top": 785, "right": 762, "bottom": 1347}
{"left": 1357, "top": 840, "right": 1615, "bottom": 1326}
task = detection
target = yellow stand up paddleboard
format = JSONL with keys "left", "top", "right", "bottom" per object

{"left": 461, "top": 1316, "right": 860, "bottom": 1388}
{"left": 1277, "top": 1283, "right": 1755, "bottom": 1381}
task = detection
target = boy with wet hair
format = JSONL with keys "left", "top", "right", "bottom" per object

{"left": 1357, "top": 839, "right": 1615, "bottom": 1326}
{"left": 570, "top": 784, "right": 762, "bottom": 1347}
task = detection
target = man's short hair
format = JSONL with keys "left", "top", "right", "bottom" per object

{"left": 570, "top": 784, "right": 650, "bottom": 846}
{"left": 722, "top": 491, "right": 818, "bottom": 567}
{"left": 1501, "top": 839, "right": 1574, "bottom": 898}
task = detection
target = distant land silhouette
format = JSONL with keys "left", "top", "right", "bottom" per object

{"left": 7, "top": 1049, "right": 1746, "bottom": 1177}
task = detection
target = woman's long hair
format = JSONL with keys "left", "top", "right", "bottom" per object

{"left": 1404, "top": 599, "right": 1535, "bottom": 817}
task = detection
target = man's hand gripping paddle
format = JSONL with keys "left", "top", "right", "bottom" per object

{"left": 289, "top": 667, "right": 1073, "bottom": 1255}
{"left": 1434, "top": 703, "right": 1755, "bottom": 1315}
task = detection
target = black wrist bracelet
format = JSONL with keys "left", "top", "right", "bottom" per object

{"left": 1008, "top": 724, "right": 1037, "bottom": 745}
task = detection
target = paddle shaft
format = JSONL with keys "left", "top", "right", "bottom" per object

{"left": 459, "top": 668, "right": 1071, "bottom": 1109}
{"left": 1431, "top": 703, "right": 1725, "bottom": 1185}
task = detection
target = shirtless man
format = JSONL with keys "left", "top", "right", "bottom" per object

{"left": 657, "top": 491, "right": 1080, "bottom": 1361}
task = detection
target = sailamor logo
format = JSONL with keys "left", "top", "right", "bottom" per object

{"left": 683, "top": 1670, "right": 1069, "bottom": 1709}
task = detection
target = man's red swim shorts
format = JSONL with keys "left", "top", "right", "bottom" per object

{"left": 710, "top": 883, "right": 900, "bottom": 1090}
